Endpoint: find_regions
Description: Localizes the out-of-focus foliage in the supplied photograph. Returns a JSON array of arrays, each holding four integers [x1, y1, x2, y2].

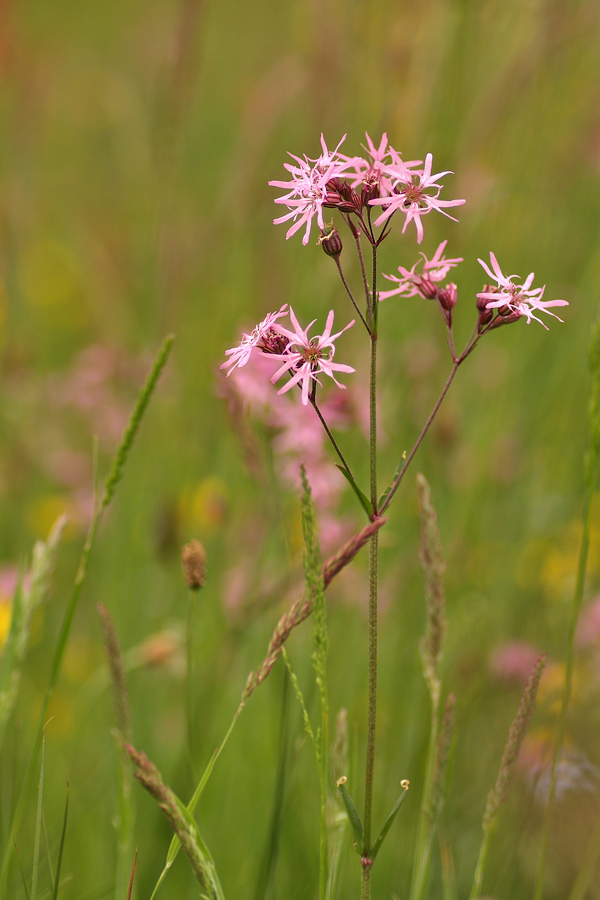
[[1, 0, 600, 897]]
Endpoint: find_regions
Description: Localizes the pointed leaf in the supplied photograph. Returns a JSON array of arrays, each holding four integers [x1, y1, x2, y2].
[[336, 777, 364, 852], [336, 466, 373, 518], [370, 780, 410, 862]]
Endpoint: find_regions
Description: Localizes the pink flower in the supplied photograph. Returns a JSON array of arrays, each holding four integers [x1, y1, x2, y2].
[[369, 153, 465, 243], [342, 133, 421, 196], [576, 595, 600, 648], [270, 307, 355, 405], [477, 253, 568, 329], [269, 135, 356, 245], [379, 241, 463, 300], [221, 305, 289, 375], [490, 641, 546, 685]]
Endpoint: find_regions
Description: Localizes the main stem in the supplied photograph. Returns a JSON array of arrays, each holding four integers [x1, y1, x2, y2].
[[362, 244, 379, 900]]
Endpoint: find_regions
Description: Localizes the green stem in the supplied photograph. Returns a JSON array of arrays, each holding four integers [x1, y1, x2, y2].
[[470, 821, 498, 899], [362, 244, 379, 900], [185, 589, 197, 773], [310, 397, 356, 481], [335, 256, 370, 334], [533, 489, 594, 900], [410, 695, 440, 900], [379, 361, 459, 516]]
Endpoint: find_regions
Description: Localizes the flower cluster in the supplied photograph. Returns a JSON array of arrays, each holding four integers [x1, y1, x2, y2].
[[477, 253, 568, 331], [220, 345, 359, 550], [270, 133, 465, 245], [221, 306, 355, 406], [379, 240, 463, 326]]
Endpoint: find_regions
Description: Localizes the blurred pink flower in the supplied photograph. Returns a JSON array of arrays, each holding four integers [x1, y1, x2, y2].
[[221, 304, 289, 375], [270, 135, 356, 245], [519, 733, 600, 804], [490, 640, 546, 685], [477, 253, 568, 328], [369, 153, 465, 243], [271, 308, 355, 405], [379, 241, 463, 300], [576, 596, 600, 648]]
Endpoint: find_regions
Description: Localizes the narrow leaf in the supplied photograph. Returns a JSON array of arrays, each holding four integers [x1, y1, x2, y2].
[[370, 780, 410, 861], [336, 778, 363, 851], [336, 465, 373, 518], [51, 783, 69, 900]]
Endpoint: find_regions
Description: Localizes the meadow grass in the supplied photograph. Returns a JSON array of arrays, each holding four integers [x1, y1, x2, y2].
[[1, 1, 600, 898]]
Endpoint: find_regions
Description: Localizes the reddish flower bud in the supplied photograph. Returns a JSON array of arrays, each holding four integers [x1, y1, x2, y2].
[[477, 285, 496, 311], [361, 179, 381, 205], [438, 283, 457, 313], [417, 278, 438, 300], [319, 225, 343, 258], [477, 309, 494, 332], [324, 190, 343, 207], [489, 310, 522, 329]]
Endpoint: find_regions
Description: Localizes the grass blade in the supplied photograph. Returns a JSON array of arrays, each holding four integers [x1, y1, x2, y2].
[[51, 783, 70, 900]]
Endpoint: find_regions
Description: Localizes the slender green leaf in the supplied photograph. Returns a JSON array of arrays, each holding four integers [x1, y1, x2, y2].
[[51, 784, 70, 900], [336, 466, 373, 518], [336, 778, 363, 851], [370, 782, 410, 862]]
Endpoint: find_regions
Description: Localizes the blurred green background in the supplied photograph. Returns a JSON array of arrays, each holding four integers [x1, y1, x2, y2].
[[2, 0, 600, 897]]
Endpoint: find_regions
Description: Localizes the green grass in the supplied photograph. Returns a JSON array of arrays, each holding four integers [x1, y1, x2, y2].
[[1, 0, 600, 897]]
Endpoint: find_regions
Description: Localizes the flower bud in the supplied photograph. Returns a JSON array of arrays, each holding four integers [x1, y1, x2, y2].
[[477, 309, 494, 332], [438, 283, 457, 313], [417, 278, 438, 300], [319, 225, 343, 258], [490, 310, 522, 329], [361, 178, 381, 205], [181, 539, 207, 589], [477, 284, 498, 312]]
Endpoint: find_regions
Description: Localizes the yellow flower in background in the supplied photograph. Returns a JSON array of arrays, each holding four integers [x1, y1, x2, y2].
[[19, 239, 88, 328], [0, 599, 12, 651], [179, 476, 229, 532], [25, 494, 80, 540], [517, 509, 600, 602], [0, 566, 19, 651]]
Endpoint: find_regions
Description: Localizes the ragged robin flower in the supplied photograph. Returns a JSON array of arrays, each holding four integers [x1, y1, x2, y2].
[[220, 304, 289, 375], [368, 153, 465, 243], [379, 241, 463, 300], [269, 135, 358, 245], [270, 307, 355, 406], [477, 253, 568, 329]]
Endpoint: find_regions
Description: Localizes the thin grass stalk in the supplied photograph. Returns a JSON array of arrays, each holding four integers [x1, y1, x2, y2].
[[328, 709, 349, 900], [181, 539, 207, 774], [0, 335, 174, 891], [50, 784, 69, 900], [149, 705, 244, 900], [42, 815, 54, 894], [472, 656, 546, 899], [252, 674, 290, 900], [411, 473, 448, 900], [0, 514, 67, 753], [185, 587, 197, 771], [299, 468, 329, 900], [13, 838, 30, 900], [567, 809, 600, 900], [410, 703, 440, 900], [98, 603, 135, 900], [440, 840, 458, 900], [31, 731, 47, 900], [150, 516, 386, 898], [128, 745, 225, 900], [533, 313, 600, 900]]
